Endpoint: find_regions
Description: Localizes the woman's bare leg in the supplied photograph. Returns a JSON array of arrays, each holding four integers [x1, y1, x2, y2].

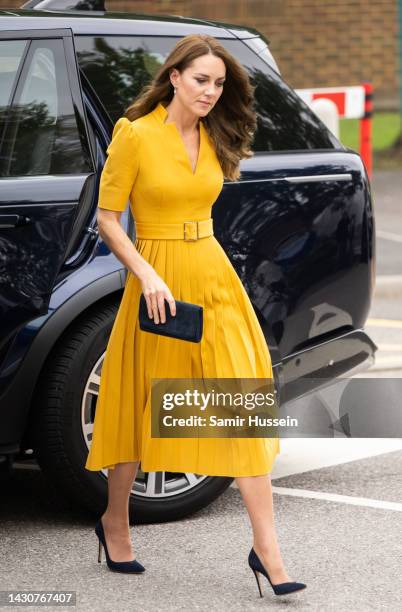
[[235, 473, 293, 584], [100, 461, 140, 562]]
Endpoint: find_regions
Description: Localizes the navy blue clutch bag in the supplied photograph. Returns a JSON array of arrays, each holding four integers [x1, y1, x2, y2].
[[139, 293, 203, 343]]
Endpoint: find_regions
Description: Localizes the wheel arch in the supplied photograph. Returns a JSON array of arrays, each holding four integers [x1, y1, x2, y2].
[[25, 299, 234, 524], [4, 271, 124, 452]]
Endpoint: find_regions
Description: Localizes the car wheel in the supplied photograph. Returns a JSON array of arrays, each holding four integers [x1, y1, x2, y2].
[[30, 300, 233, 523]]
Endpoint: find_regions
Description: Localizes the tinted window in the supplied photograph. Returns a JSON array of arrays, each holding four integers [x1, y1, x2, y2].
[[0, 40, 27, 110], [0, 38, 92, 177], [75, 36, 172, 121], [75, 35, 340, 152], [221, 40, 341, 152]]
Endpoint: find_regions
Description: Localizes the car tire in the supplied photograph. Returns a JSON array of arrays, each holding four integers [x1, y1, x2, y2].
[[30, 299, 233, 523]]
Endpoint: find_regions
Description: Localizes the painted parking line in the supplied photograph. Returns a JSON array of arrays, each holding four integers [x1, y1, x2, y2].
[[376, 229, 402, 243], [271, 439, 402, 479], [365, 319, 402, 369], [272, 486, 402, 512], [377, 344, 402, 351], [367, 318, 402, 328], [230, 441, 402, 488], [373, 357, 402, 366]]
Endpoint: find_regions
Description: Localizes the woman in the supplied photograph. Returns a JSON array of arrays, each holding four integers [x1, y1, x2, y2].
[[85, 33, 306, 597]]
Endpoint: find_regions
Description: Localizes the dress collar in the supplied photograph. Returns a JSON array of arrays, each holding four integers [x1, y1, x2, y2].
[[153, 101, 169, 124], [153, 102, 205, 175], [153, 101, 204, 132]]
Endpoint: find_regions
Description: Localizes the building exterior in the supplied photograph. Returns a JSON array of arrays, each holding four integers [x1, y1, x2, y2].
[[1, 0, 399, 109]]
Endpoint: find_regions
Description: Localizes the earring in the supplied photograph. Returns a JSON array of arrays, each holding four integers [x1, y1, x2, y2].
[[173, 87, 177, 95]]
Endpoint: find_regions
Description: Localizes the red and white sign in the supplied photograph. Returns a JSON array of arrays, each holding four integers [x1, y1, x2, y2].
[[295, 85, 366, 119], [294, 83, 373, 178]]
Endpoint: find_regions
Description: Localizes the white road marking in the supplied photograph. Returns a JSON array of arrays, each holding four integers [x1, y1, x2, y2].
[[271, 486, 402, 512], [367, 318, 402, 328], [230, 439, 402, 487], [378, 344, 402, 351], [270, 438, 402, 479], [376, 229, 402, 243], [363, 320, 402, 368], [373, 356, 402, 366]]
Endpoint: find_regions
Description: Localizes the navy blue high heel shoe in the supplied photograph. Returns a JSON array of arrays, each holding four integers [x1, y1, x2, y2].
[[248, 548, 306, 597], [95, 518, 145, 573]]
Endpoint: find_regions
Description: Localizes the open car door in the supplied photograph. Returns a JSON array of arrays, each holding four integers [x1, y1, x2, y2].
[[0, 28, 95, 349]]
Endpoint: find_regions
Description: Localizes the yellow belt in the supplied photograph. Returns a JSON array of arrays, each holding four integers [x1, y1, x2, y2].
[[134, 218, 214, 241]]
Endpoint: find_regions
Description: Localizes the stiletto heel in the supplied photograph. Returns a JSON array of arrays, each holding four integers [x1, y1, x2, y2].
[[251, 568, 263, 598], [248, 548, 306, 597], [94, 518, 145, 574]]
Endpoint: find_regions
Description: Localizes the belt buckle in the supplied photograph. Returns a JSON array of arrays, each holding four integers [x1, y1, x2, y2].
[[183, 221, 199, 241]]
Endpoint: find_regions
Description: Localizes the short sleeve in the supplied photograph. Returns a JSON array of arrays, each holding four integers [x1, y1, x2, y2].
[[97, 117, 140, 212]]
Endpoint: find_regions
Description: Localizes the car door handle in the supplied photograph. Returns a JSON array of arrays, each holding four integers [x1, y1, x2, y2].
[[283, 173, 353, 183], [0, 214, 32, 228], [224, 173, 354, 185]]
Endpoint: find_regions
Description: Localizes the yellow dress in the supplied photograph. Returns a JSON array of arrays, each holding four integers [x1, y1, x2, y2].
[[84, 101, 280, 476]]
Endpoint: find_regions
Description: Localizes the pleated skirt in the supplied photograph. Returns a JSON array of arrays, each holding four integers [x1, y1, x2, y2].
[[85, 235, 280, 476]]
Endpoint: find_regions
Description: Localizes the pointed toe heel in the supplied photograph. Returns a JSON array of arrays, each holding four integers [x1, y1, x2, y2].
[[248, 547, 306, 597], [94, 519, 145, 574]]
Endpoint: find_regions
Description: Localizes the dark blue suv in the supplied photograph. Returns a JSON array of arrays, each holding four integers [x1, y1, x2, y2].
[[0, 3, 377, 523]]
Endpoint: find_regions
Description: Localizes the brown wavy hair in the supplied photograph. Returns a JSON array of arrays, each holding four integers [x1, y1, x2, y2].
[[124, 34, 257, 181]]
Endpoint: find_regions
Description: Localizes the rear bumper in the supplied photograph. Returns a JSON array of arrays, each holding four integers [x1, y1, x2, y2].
[[277, 329, 378, 404]]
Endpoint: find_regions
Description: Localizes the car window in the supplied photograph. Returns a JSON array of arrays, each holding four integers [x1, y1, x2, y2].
[[0, 38, 92, 177], [75, 35, 340, 153], [75, 35, 170, 121], [0, 40, 27, 110], [220, 40, 341, 152]]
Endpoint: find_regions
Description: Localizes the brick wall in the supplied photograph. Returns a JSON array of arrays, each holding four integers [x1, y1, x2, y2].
[[2, 0, 399, 109]]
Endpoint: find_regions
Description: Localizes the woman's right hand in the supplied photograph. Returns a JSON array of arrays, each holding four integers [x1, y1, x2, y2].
[[138, 264, 176, 324]]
